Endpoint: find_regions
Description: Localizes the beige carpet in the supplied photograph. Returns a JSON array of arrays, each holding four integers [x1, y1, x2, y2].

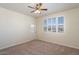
[[0, 40, 79, 55]]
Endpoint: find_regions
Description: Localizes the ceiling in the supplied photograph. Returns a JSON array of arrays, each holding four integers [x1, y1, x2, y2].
[[0, 3, 79, 18]]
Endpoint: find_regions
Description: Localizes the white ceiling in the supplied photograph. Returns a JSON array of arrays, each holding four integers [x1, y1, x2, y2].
[[0, 3, 79, 18]]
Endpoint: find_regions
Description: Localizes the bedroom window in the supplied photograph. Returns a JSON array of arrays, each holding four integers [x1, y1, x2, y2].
[[47, 18, 52, 31], [51, 17, 56, 32], [43, 19, 47, 31], [58, 16, 64, 32], [43, 16, 64, 33]]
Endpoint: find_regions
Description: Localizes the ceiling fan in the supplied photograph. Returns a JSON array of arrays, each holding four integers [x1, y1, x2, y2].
[[28, 3, 48, 14]]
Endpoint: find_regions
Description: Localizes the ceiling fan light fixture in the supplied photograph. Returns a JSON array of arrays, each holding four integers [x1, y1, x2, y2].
[[34, 10, 41, 14], [28, 3, 47, 14]]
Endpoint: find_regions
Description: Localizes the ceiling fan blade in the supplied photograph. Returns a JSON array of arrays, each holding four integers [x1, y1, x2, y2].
[[28, 6, 35, 9], [41, 9, 48, 11], [31, 10, 35, 13]]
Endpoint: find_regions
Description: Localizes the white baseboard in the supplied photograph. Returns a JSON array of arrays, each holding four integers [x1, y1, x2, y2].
[[0, 39, 34, 50]]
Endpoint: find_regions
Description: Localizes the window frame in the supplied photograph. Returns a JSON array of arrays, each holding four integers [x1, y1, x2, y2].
[[43, 16, 65, 33]]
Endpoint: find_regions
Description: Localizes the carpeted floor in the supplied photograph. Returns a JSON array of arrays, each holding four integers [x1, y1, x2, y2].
[[0, 40, 79, 55]]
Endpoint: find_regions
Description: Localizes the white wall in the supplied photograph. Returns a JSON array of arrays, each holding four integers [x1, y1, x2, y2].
[[0, 7, 36, 49], [36, 8, 79, 49], [1, 7, 79, 50]]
